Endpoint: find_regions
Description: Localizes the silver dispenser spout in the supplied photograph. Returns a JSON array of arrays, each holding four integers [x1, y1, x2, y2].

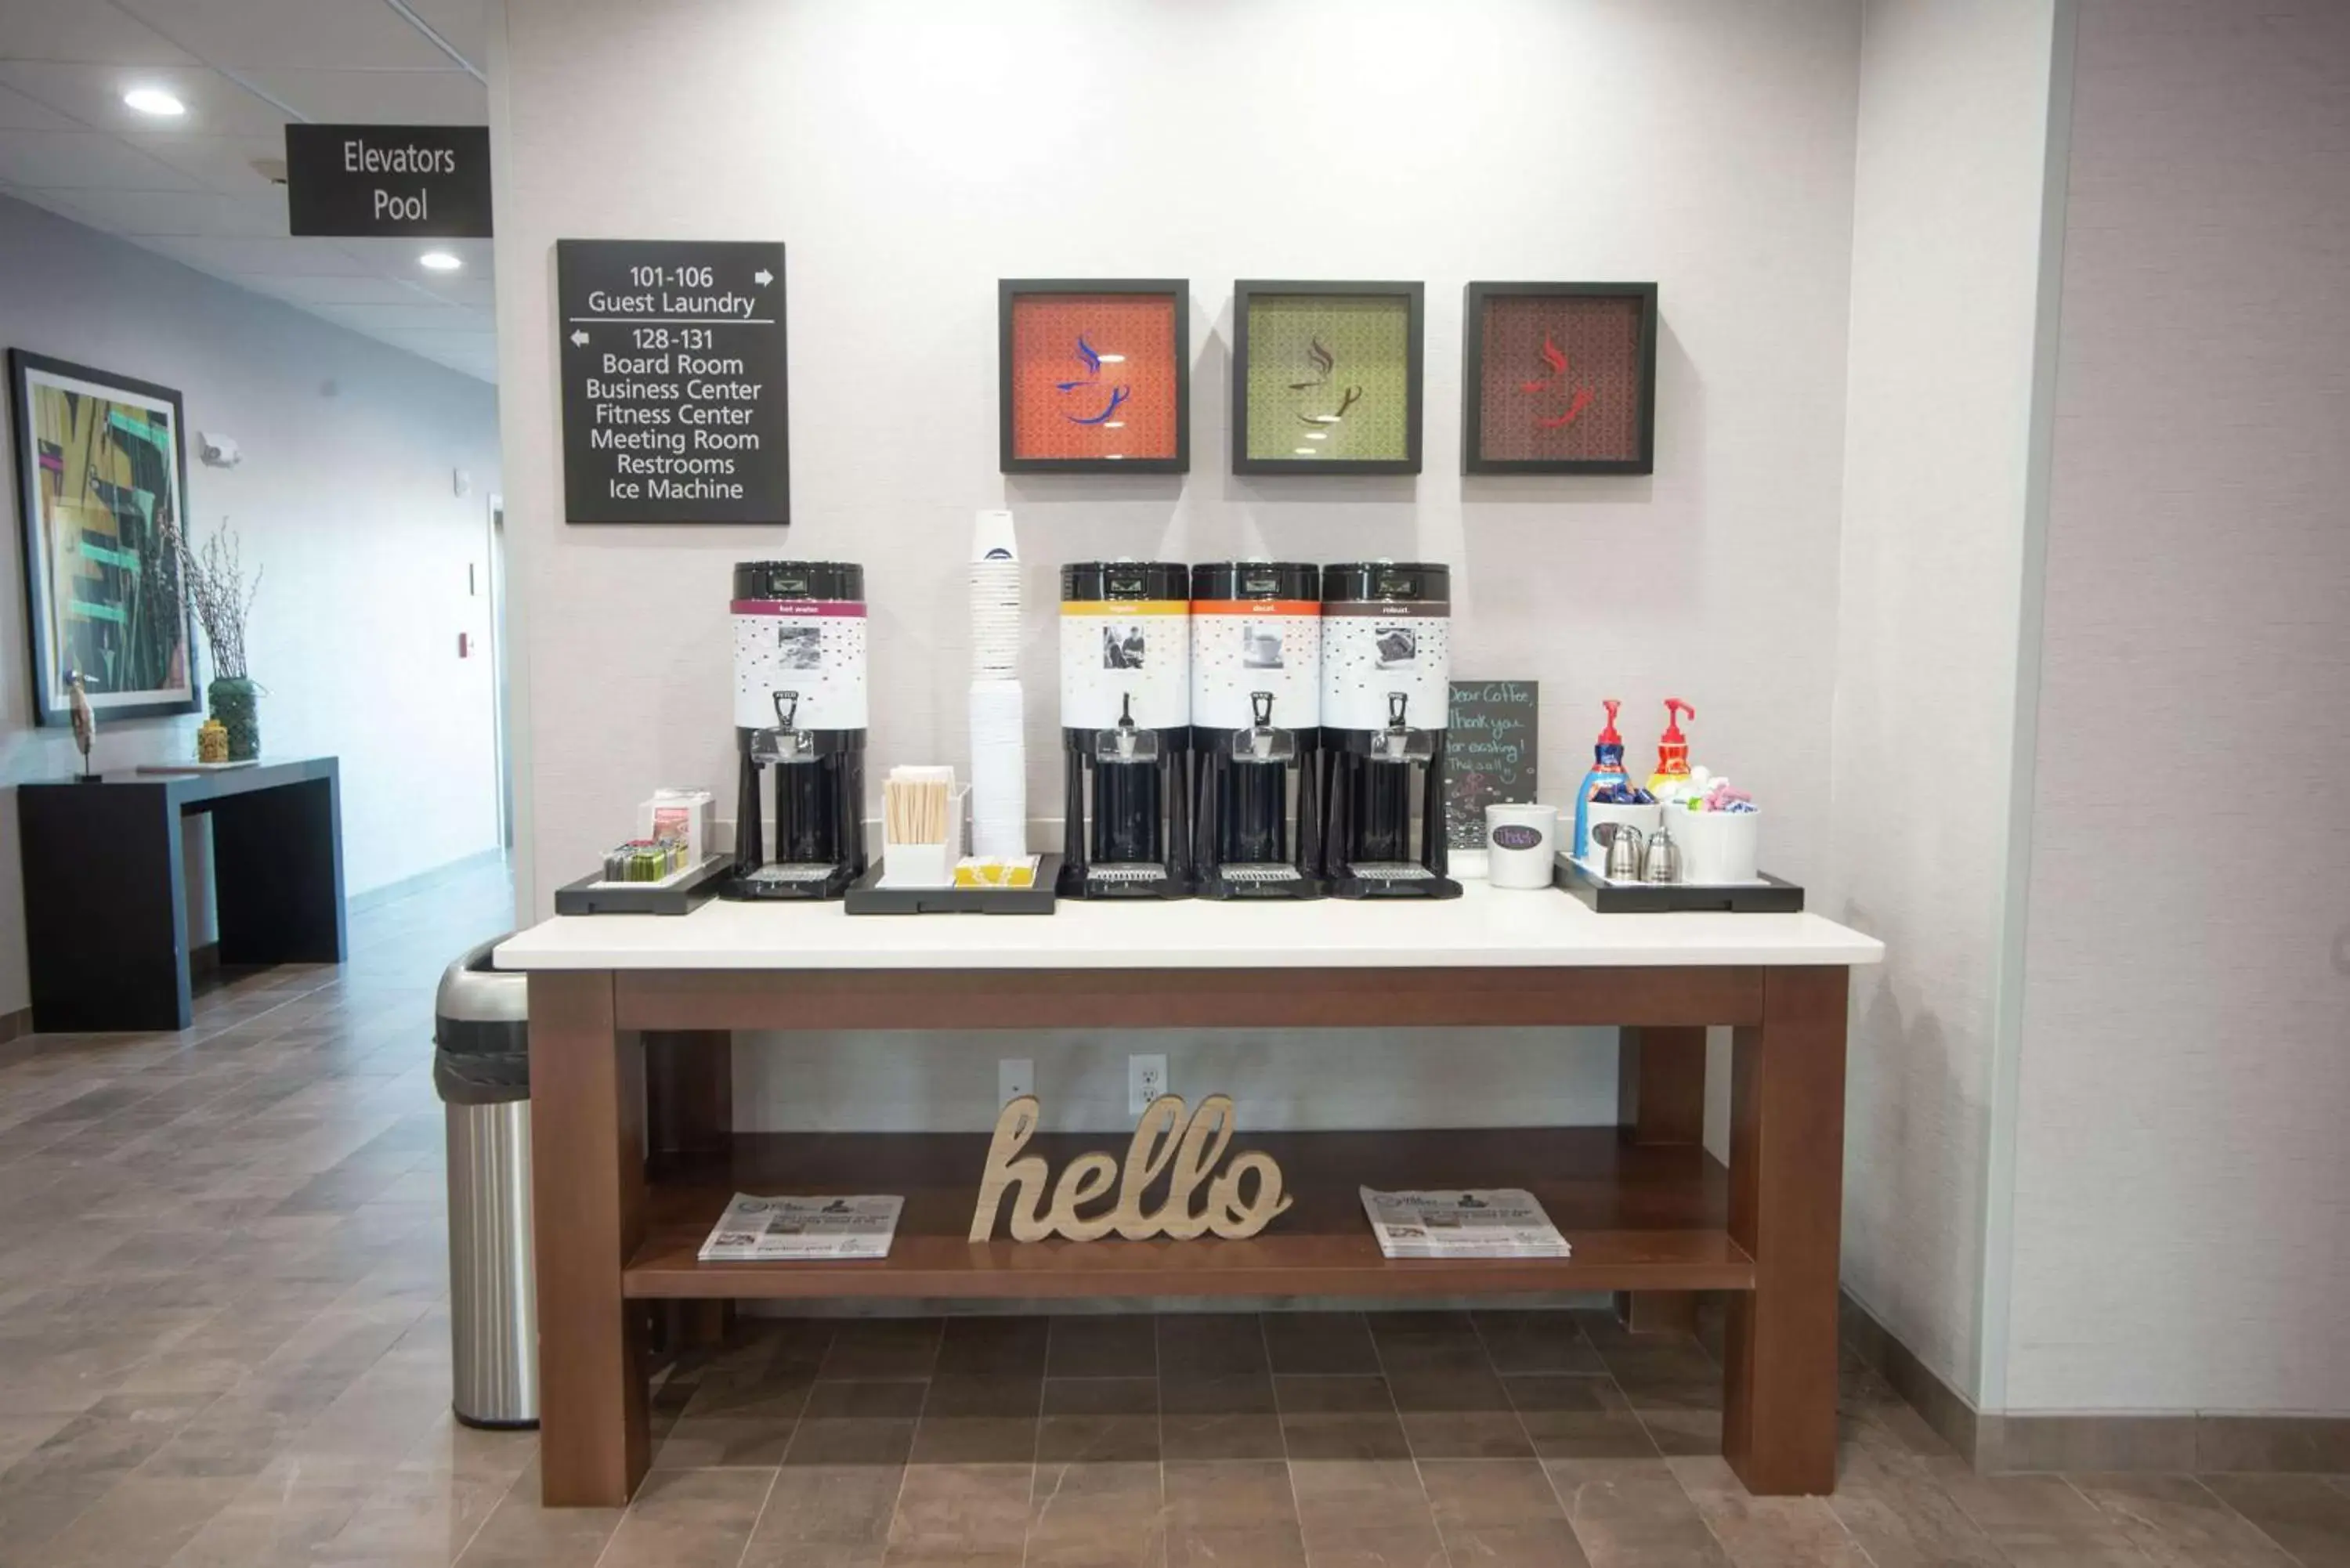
[[751, 689, 816, 764], [1232, 689, 1298, 762], [1094, 692, 1162, 763], [1374, 691, 1435, 762]]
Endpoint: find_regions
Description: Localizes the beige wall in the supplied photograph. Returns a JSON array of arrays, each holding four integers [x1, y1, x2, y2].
[[2006, 0, 2350, 1414], [490, 0, 1867, 1133]]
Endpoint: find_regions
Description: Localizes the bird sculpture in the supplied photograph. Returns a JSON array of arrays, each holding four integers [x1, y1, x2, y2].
[[67, 670, 95, 779]]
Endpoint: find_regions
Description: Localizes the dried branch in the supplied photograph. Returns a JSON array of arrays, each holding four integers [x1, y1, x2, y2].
[[168, 516, 262, 681]]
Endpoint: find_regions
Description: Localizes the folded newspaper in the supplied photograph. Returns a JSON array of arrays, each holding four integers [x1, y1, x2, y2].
[[1359, 1187, 1572, 1259], [699, 1194, 902, 1262]]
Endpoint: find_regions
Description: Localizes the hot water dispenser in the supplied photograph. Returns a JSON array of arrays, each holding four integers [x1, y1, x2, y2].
[[727, 560, 868, 900]]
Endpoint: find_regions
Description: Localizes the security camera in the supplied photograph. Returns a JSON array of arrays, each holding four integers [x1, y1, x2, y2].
[[197, 432, 242, 468]]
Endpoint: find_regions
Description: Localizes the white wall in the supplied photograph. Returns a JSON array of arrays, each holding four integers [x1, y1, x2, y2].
[[2005, 0, 2350, 1414], [493, 0, 1864, 1133], [1829, 0, 2067, 1406], [0, 196, 504, 1014]]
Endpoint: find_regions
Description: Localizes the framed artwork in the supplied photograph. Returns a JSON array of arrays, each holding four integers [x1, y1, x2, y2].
[[9, 349, 199, 725], [1462, 282, 1658, 475], [1232, 280, 1423, 475], [999, 280, 1189, 473]]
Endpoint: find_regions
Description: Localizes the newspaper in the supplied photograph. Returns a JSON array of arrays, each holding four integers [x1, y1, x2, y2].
[[1359, 1187, 1571, 1260], [698, 1194, 902, 1262]]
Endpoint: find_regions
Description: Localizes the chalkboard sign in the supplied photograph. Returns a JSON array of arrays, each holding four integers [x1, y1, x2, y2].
[[557, 239, 789, 525], [1445, 680, 1539, 851]]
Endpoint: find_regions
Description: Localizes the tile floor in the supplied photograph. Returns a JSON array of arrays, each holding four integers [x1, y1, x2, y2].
[[2, 859, 2347, 1566]]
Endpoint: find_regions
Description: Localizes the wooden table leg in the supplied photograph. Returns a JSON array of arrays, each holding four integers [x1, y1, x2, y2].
[[1616, 1024, 1706, 1335], [530, 971, 649, 1507], [1721, 966, 1848, 1494], [645, 1031, 733, 1352]]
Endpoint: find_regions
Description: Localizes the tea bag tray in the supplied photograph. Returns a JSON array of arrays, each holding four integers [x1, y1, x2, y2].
[[557, 854, 733, 916], [1554, 856, 1804, 914], [844, 855, 1061, 916]]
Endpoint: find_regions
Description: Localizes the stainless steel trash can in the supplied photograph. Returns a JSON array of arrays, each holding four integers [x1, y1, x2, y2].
[[435, 937, 537, 1429]]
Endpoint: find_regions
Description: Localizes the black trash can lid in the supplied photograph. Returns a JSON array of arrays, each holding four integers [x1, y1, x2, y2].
[[436, 935, 526, 1052]]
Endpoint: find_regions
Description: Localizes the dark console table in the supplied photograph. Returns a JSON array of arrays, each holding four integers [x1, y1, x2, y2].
[[18, 757, 346, 1031]]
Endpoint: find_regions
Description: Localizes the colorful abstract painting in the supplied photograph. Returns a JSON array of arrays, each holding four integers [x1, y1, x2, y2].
[[9, 351, 197, 725], [1235, 284, 1423, 473], [1000, 282, 1188, 472], [1462, 284, 1657, 474]]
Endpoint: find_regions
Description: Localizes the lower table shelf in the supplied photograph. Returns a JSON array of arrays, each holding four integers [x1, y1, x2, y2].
[[626, 1126, 1752, 1301]]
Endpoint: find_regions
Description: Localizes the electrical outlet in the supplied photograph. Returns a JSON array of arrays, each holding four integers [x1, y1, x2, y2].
[[1128, 1053, 1168, 1116], [999, 1057, 1034, 1105]]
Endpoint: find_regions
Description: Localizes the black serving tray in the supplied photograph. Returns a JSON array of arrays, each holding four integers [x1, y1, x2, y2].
[[1555, 856, 1805, 913], [556, 854, 732, 916], [845, 855, 1060, 916]]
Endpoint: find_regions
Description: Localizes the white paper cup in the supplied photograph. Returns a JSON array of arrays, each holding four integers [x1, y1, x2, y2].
[[1674, 809, 1761, 884], [1484, 802, 1560, 890], [1581, 802, 1660, 869]]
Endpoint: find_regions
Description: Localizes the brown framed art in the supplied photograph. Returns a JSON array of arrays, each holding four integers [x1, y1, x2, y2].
[[1462, 282, 1657, 475]]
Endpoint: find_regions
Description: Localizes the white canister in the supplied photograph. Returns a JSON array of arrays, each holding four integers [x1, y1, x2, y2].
[[1058, 561, 1191, 732], [732, 561, 868, 733], [1485, 802, 1560, 890], [1581, 801, 1661, 872], [1674, 809, 1762, 884], [1319, 562, 1451, 734], [1189, 562, 1321, 733]]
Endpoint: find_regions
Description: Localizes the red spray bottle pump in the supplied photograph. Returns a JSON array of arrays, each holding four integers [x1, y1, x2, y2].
[[1647, 698, 1695, 793]]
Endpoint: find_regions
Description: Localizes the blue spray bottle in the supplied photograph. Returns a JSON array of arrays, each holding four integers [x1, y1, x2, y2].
[[1573, 699, 1629, 861]]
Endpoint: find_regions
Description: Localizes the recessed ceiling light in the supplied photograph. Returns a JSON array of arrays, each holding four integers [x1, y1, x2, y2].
[[122, 87, 186, 117], [419, 251, 462, 272]]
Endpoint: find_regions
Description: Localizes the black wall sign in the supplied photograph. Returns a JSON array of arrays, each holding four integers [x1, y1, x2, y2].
[[556, 240, 790, 526], [1444, 679, 1540, 851], [284, 125, 490, 237]]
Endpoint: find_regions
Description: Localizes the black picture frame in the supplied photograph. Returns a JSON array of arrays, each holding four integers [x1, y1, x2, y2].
[[1232, 280, 1424, 476], [1461, 282, 1658, 475], [998, 279, 1190, 475], [9, 348, 201, 726]]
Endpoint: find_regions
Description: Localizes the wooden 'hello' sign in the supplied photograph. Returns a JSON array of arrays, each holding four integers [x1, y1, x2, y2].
[[970, 1094, 1292, 1242]]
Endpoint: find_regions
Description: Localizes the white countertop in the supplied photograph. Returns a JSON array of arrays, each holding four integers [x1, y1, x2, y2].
[[494, 880, 1882, 971]]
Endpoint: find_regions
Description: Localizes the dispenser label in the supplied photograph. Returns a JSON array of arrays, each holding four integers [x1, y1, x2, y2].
[[734, 604, 867, 731], [1320, 604, 1450, 732], [1060, 604, 1189, 730], [1191, 608, 1321, 731]]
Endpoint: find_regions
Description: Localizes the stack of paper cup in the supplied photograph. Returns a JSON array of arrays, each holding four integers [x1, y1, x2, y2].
[[967, 510, 1028, 858]]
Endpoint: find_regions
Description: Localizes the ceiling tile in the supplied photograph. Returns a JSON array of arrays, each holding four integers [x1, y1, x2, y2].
[[339, 233, 491, 275], [0, 61, 288, 137], [122, 130, 284, 193], [0, 0, 197, 66], [0, 127, 197, 188], [234, 66, 485, 125], [399, 0, 488, 75], [110, 0, 455, 71], [405, 273, 493, 308], [32, 184, 285, 237], [0, 81, 78, 130], [146, 233, 376, 275], [308, 299, 483, 335], [237, 271, 448, 306]]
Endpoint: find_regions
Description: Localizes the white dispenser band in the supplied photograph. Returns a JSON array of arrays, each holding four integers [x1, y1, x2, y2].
[[1190, 604, 1321, 732], [1058, 601, 1189, 731], [1320, 602, 1450, 732], [732, 599, 869, 732]]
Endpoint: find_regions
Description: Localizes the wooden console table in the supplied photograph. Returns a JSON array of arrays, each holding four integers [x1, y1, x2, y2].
[[494, 888, 1880, 1507], [18, 757, 346, 1031]]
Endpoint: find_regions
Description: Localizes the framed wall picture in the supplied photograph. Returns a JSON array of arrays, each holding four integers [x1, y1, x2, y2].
[[1232, 280, 1423, 475], [9, 349, 199, 725], [999, 280, 1189, 473], [1462, 282, 1658, 475]]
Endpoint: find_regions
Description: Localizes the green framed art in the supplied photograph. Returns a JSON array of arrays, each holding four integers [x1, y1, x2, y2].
[[1231, 281, 1424, 475]]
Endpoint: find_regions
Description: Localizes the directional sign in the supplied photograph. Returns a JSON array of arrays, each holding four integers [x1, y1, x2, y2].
[[285, 125, 490, 237], [556, 240, 789, 526]]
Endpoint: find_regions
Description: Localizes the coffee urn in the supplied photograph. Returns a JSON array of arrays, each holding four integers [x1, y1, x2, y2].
[[1057, 561, 1193, 898], [1189, 561, 1323, 898], [1317, 561, 1461, 898], [727, 560, 869, 900]]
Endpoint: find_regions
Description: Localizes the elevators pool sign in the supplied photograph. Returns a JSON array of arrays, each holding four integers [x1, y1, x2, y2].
[[284, 125, 490, 237], [557, 240, 789, 526]]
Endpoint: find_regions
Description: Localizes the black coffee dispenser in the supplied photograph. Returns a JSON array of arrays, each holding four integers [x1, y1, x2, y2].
[[1317, 561, 1461, 899], [1189, 561, 1324, 898], [726, 560, 868, 900], [1056, 561, 1193, 899]]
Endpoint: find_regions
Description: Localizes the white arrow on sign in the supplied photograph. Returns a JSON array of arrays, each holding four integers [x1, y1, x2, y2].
[[569, 329, 589, 346], [753, 269, 774, 287]]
